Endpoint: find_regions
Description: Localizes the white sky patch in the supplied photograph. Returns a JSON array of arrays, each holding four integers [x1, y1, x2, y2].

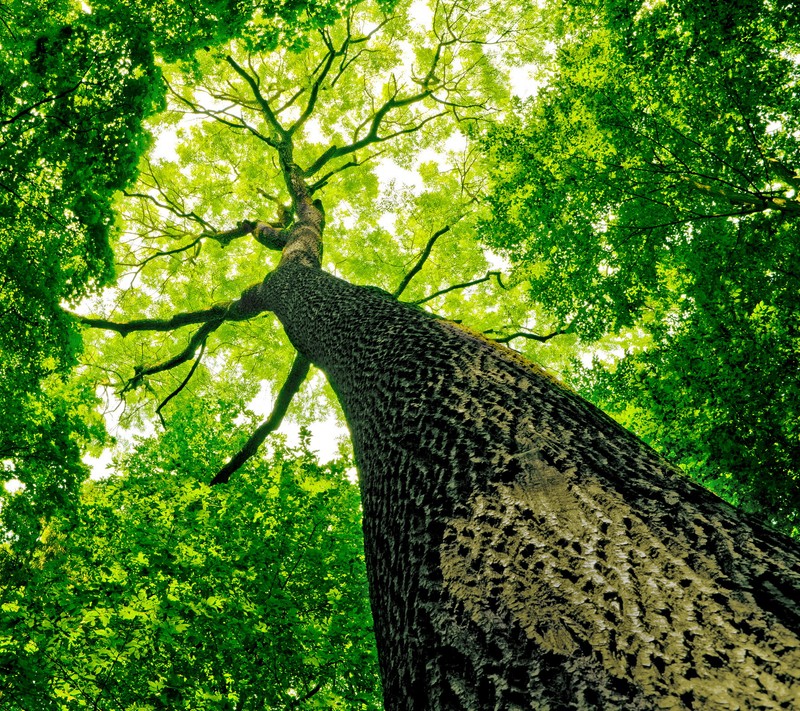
[[376, 158, 424, 192], [509, 64, 548, 101], [333, 199, 357, 230], [378, 211, 397, 232], [483, 247, 512, 272], [83, 384, 158, 480], [443, 131, 467, 153], [408, 0, 434, 32], [303, 117, 326, 144], [85, 449, 115, 480], [3, 479, 25, 494]]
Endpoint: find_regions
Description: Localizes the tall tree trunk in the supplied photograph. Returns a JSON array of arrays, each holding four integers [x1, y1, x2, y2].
[[256, 259, 800, 709]]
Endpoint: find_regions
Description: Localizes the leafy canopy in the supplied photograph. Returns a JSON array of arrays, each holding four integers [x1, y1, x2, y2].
[[1, 403, 380, 709]]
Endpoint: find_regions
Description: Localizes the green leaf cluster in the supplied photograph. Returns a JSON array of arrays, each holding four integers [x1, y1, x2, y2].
[[0, 400, 380, 709]]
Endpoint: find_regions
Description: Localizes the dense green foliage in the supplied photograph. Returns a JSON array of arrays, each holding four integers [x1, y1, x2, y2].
[[3, 0, 800, 705], [483, 0, 800, 532], [1, 404, 380, 709]]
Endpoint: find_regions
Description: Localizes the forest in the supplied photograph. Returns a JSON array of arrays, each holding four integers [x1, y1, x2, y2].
[[1, 0, 799, 707]]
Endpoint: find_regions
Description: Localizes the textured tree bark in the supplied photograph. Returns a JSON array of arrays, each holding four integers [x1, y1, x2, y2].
[[253, 257, 800, 709]]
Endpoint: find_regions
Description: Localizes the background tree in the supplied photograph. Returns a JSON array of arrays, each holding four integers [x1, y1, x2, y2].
[[1, 402, 379, 709], [482, 0, 800, 532]]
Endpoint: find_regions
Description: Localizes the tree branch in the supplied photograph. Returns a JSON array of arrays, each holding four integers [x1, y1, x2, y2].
[[78, 305, 234, 336], [484, 326, 570, 344], [225, 55, 287, 139], [210, 353, 312, 485], [287, 681, 325, 709], [125, 320, 221, 392], [410, 271, 507, 305], [302, 88, 437, 177], [393, 224, 453, 299], [155, 340, 206, 427]]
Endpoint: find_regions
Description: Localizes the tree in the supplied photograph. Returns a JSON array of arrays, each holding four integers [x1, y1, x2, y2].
[[4, 0, 800, 707], [481, 0, 800, 531]]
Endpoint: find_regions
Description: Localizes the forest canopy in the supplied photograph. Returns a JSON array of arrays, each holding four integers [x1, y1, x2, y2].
[[2, 0, 799, 706]]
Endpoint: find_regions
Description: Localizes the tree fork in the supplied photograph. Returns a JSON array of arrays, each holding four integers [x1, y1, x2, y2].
[[251, 246, 800, 708]]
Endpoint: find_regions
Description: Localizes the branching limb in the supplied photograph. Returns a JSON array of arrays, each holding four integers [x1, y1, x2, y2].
[[410, 271, 507, 305], [0, 80, 83, 127], [225, 55, 287, 139], [155, 340, 206, 427], [125, 320, 221, 392], [123, 187, 215, 232], [393, 223, 455, 299], [120, 236, 202, 271], [78, 305, 235, 336], [308, 148, 388, 194], [210, 353, 312, 485], [287, 681, 325, 709], [484, 326, 571, 344]]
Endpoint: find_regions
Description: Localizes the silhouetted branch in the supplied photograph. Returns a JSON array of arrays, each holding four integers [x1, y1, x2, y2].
[[485, 326, 570, 344], [210, 353, 312, 485], [393, 224, 453, 299], [225, 55, 287, 138], [123, 236, 202, 270], [155, 340, 207, 427], [78, 305, 234, 336], [410, 271, 507, 305], [287, 681, 324, 709], [125, 320, 221, 392], [123, 189, 215, 232]]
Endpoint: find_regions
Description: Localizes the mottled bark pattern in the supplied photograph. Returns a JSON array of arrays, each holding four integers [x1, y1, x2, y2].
[[257, 261, 800, 710]]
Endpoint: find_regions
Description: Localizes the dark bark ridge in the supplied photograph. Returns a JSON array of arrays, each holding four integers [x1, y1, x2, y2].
[[250, 246, 800, 709]]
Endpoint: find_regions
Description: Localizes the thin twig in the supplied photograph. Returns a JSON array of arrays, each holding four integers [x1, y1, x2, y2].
[[485, 327, 570, 344], [410, 271, 507, 305], [393, 224, 453, 299], [126, 320, 221, 392]]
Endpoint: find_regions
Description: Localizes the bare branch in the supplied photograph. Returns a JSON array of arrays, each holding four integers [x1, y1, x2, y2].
[[0, 80, 83, 127], [393, 224, 452, 299], [484, 327, 570, 344], [155, 340, 206, 427], [410, 271, 507, 305], [122, 236, 202, 270], [308, 148, 388, 193], [302, 89, 437, 177], [123, 189, 215, 232], [288, 32, 340, 136], [210, 353, 312, 485], [287, 681, 325, 709], [125, 320, 220, 392], [225, 55, 286, 138], [78, 305, 233, 336]]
